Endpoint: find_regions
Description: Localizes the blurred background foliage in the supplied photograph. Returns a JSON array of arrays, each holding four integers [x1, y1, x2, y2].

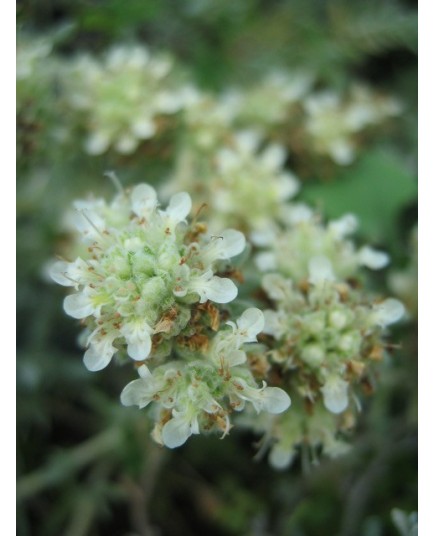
[[17, 0, 417, 534]]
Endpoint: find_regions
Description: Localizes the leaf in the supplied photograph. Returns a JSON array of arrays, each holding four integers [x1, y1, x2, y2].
[[300, 150, 417, 245]]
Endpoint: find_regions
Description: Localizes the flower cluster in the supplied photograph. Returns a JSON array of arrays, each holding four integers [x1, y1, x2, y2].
[[121, 308, 290, 448], [254, 209, 390, 280], [240, 210, 405, 467], [262, 273, 404, 415], [227, 70, 314, 128], [165, 130, 299, 236], [66, 45, 188, 155], [303, 85, 402, 165], [50, 184, 291, 447], [44, 39, 407, 462], [50, 183, 246, 371]]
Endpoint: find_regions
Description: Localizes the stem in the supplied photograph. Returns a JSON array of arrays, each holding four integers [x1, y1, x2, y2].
[[124, 443, 167, 536], [17, 427, 122, 502]]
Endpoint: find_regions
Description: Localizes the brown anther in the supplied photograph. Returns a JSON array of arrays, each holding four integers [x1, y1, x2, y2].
[[368, 345, 384, 361], [347, 360, 365, 377]]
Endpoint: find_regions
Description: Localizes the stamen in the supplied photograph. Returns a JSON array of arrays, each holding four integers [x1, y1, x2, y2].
[[104, 170, 124, 195], [78, 209, 105, 238]]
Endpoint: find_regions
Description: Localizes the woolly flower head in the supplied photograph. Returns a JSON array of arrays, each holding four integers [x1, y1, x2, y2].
[[121, 308, 291, 448], [164, 130, 299, 236], [50, 182, 246, 371], [255, 210, 389, 281], [66, 44, 188, 155], [236, 274, 404, 469], [303, 84, 402, 165], [229, 70, 314, 127]]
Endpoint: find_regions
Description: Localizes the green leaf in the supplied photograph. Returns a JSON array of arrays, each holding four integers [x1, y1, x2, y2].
[[300, 150, 417, 245]]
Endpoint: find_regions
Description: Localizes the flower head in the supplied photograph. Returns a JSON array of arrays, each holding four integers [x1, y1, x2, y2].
[[51, 183, 245, 371]]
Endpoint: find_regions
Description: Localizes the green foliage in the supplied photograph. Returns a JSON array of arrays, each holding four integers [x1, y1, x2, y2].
[[301, 149, 417, 246]]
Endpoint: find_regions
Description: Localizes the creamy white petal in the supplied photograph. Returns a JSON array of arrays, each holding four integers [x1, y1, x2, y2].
[[162, 416, 192, 448], [358, 246, 390, 270], [200, 276, 238, 304], [277, 172, 300, 200], [202, 229, 246, 265], [321, 376, 349, 414], [120, 379, 154, 408], [84, 132, 110, 155], [131, 119, 156, 139], [138, 364, 152, 378], [71, 209, 105, 240], [127, 337, 152, 361], [235, 308, 265, 342], [83, 339, 117, 371], [164, 192, 192, 225], [49, 261, 75, 287], [63, 292, 95, 319], [269, 445, 295, 470], [189, 272, 238, 304], [261, 387, 291, 414], [225, 350, 247, 367], [121, 321, 154, 361], [372, 298, 405, 327], [131, 183, 158, 217], [329, 214, 358, 238], [261, 143, 287, 170]]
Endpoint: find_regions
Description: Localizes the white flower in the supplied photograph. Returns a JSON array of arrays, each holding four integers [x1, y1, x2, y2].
[[226, 308, 265, 345], [120, 320, 154, 361], [131, 183, 158, 217], [321, 376, 349, 414], [63, 291, 96, 319], [232, 378, 291, 414], [84, 335, 118, 371], [160, 192, 192, 229], [187, 270, 238, 304], [50, 260, 75, 287], [162, 409, 200, 448], [120, 378, 156, 409], [200, 229, 246, 266]]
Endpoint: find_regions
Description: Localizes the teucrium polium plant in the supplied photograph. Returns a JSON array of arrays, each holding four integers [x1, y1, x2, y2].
[[45, 38, 406, 464], [50, 182, 290, 448], [51, 174, 404, 459]]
